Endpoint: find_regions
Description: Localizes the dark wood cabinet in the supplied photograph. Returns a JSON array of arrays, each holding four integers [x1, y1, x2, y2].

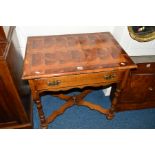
[[111, 56, 155, 112], [0, 26, 32, 128]]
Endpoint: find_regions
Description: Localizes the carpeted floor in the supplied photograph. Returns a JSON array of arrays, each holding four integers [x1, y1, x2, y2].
[[33, 89, 155, 129]]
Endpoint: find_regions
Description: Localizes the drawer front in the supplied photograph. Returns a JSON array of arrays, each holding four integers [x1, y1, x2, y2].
[[132, 63, 155, 74], [35, 71, 122, 91]]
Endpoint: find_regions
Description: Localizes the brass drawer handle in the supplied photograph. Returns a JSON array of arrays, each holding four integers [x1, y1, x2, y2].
[[47, 80, 61, 86], [104, 74, 116, 80]]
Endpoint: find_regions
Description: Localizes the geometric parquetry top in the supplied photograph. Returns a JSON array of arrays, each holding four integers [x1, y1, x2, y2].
[[22, 32, 136, 79]]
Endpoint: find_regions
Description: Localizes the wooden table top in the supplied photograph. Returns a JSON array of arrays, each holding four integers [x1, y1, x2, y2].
[[22, 32, 136, 80]]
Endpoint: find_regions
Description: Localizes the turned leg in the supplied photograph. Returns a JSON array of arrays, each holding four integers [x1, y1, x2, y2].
[[107, 70, 130, 120], [35, 98, 48, 129], [106, 88, 121, 120], [28, 80, 47, 129]]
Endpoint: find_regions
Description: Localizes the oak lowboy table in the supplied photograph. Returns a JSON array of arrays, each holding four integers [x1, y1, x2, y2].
[[22, 32, 136, 128]]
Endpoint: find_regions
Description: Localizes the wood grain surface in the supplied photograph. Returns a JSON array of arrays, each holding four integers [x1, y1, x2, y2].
[[22, 32, 137, 128], [22, 32, 136, 79]]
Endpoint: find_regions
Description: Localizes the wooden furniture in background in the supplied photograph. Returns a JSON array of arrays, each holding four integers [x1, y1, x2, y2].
[[111, 56, 155, 112], [22, 32, 136, 128], [0, 26, 32, 128]]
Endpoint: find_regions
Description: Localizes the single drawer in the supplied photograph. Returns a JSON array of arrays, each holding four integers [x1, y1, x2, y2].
[[34, 71, 122, 91], [132, 63, 155, 74]]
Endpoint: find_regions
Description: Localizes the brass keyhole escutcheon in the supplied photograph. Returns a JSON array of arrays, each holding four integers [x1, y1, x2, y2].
[[104, 73, 116, 80], [47, 80, 61, 86]]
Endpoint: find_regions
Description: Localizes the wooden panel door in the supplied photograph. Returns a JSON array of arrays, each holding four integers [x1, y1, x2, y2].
[[0, 61, 28, 125], [0, 76, 17, 123], [145, 74, 155, 101], [113, 71, 155, 111], [119, 73, 155, 103]]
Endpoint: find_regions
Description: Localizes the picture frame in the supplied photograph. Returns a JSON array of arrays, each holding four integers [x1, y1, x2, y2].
[[128, 26, 155, 42]]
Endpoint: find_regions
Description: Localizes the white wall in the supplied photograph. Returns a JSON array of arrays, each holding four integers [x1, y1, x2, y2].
[[14, 26, 155, 96], [15, 26, 114, 57], [112, 26, 155, 56], [15, 26, 155, 57]]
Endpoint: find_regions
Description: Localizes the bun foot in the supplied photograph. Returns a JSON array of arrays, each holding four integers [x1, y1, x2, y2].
[[41, 124, 48, 129], [106, 113, 115, 120]]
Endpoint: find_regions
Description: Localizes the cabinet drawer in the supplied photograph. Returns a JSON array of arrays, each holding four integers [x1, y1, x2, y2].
[[132, 63, 155, 74], [34, 71, 122, 91]]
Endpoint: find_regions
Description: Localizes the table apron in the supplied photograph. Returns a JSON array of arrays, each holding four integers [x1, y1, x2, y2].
[[33, 71, 124, 92]]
